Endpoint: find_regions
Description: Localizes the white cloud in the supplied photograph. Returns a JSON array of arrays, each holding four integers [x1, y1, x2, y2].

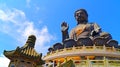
[[0, 54, 10, 67], [0, 7, 55, 54], [0, 8, 25, 23]]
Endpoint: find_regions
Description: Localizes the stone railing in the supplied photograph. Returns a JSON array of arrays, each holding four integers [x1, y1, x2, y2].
[[43, 59, 120, 67], [74, 59, 120, 67], [43, 45, 120, 60]]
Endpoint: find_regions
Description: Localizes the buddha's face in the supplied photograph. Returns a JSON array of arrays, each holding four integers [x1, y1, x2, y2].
[[75, 10, 88, 23]]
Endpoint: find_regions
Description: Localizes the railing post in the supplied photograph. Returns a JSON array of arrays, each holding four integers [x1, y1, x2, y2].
[[83, 45, 86, 50], [93, 44, 96, 51], [87, 56, 91, 67], [104, 56, 108, 67], [112, 46, 116, 52], [103, 45, 106, 51]]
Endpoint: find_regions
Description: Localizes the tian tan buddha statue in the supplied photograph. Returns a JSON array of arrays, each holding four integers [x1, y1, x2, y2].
[[61, 9, 116, 47], [47, 9, 119, 65]]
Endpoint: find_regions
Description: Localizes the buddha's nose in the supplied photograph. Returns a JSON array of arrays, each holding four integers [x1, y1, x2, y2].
[[78, 13, 80, 15], [78, 14, 81, 17]]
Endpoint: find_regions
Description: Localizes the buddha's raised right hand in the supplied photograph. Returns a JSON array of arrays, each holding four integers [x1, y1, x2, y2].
[[61, 21, 69, 32]]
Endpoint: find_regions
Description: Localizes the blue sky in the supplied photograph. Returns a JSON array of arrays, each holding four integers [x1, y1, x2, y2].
[[0, 0, 120, 67]]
